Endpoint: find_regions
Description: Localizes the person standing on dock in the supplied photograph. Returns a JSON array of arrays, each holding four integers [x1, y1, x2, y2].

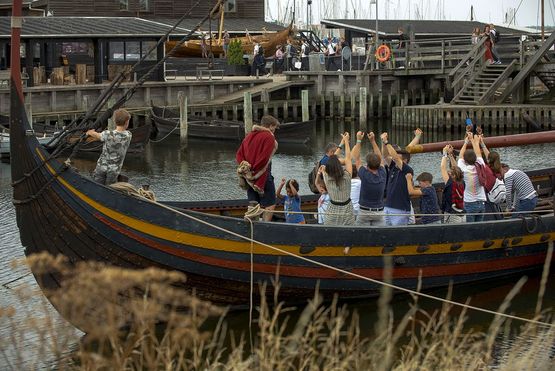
[[222, 30, 230, 59], [86, 109, 132, 186], [236, 115, 280, 221], [482, 25, 494, 64], [489, 24, 502, 64], [396, 27, 409, 68]]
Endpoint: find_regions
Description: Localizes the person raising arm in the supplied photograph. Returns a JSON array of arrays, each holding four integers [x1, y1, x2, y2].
[[381, 132, 413, 226]]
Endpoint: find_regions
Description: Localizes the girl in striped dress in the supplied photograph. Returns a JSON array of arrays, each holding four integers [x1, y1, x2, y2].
[[322, 132, 355, 225]]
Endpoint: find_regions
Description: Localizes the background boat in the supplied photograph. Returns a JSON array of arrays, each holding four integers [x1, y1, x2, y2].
[[151, 105, 315, 144], [65, 114, 154, 155], [166, 24, 293, 58]]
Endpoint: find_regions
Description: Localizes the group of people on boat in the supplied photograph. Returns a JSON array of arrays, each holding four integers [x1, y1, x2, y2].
[[234, 115, 538, 226]]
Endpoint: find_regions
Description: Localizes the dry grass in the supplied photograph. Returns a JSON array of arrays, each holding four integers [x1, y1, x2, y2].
[[1, 252, 554, 370]]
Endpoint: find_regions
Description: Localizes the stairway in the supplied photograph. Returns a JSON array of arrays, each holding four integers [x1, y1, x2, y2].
[[535, 62, 555, 91], [451, 60, 517, 105]]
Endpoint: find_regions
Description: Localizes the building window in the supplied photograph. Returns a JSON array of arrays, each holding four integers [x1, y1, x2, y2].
[[139, 0, 150, 11], [109, 41, 124, 62], [225, 0, 236, 12], [125, 41, 140, 61], [118, 0, 129, 11], [141, 41, 157, 61]]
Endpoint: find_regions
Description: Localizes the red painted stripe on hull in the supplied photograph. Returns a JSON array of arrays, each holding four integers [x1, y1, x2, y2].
[[96, 213, 547, 280]]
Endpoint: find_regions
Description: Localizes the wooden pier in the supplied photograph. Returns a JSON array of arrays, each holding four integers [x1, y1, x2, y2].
[[392, 104, 555, 132]]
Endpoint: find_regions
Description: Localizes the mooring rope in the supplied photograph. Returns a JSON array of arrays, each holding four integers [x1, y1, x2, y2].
[[143, 199, 555, 329], [148, 120, 181, 143]]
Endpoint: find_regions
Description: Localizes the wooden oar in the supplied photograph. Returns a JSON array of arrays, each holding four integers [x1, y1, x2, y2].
[[406, 130, 555, 154]]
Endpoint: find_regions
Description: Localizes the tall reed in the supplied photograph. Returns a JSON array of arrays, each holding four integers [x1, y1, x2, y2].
[[0, 252, 553, 370]]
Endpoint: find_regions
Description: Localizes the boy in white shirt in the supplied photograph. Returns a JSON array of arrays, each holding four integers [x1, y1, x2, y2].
[[457, 132, 487, 222]]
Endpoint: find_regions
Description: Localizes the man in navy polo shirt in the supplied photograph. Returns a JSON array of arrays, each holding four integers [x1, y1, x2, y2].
[[352, 131, 387, 226], [380, 132, 414, 226]]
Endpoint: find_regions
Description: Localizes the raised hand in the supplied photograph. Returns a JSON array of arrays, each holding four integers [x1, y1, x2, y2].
[[414, 128, 423, 136], [380, 132, 388, 143], [280, 177, 286, 184], [367, 131, 375, 142], [341, 132, 350, 143], [318, 165, 326, 174], [356, 131, 364, 141], [476, 126, 483, 136], [442, 145, 449, 155]]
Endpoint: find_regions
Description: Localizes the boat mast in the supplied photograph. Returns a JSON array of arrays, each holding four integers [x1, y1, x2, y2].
[[10, 0, 23, 101], [541, 0, 545, 41]]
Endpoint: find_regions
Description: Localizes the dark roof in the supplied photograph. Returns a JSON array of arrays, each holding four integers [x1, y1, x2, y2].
[[0, 0, 33, 4], [150, 18, 285, 34], [0, 16, 194, 38], [322, 19, 531, 36], [0, 16, 284, 39]]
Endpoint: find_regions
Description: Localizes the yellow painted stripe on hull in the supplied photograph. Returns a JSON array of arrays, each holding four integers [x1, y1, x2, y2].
[[37, 150, 554, 257]]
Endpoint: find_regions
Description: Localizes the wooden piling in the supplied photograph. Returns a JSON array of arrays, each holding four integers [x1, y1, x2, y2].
[[359, 87, 367, 127], [178, 91, 188, 145], [244, 92, 253, 133], [301, 90, 309, 122]]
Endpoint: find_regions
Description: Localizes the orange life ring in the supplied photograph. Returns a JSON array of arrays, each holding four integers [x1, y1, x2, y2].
[[375, 44, 391, 62]]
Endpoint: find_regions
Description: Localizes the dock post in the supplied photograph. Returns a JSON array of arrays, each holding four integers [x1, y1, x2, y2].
[[350, 92, 356, 121], [339, 94, 345, 118], [178, 91, 188, 146], [301, 90, 309, 122], [359, 87, 367, 127], [244, 92, 253, 133], [378, 92, 383, 118], [261, 88, 269, 116], [329, 91, 335, 119]]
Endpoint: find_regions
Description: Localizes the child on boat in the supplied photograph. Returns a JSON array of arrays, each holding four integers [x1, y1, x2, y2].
[[314, 169, 331, 224], [86, 109, 132, 186], [406, 172, 441, 224], [276, 178, 305, 224]]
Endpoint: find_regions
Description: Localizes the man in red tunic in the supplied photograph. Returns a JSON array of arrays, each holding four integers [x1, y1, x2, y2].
[[236, 115, 280, 221]]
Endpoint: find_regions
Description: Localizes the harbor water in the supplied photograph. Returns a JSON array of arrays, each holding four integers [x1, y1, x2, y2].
[[1, 120, 554, 368]]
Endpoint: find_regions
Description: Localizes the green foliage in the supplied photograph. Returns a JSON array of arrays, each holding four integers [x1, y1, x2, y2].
[[227, 39, 244, 65]]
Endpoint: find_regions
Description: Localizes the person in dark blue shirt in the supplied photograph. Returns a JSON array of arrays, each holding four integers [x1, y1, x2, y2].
[[380, 132, 414, 226], [351, 130, 387, 226], [276, 178, 305, 224]]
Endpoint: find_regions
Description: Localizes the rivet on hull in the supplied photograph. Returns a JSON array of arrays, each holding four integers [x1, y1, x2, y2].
[[511, 237, 523, 245], [450, 243, 463, 251], [483, 240, 494, 248], [416, 245, 429, 253], [299, 245, 316, 255], [382, 245, 396, 254]]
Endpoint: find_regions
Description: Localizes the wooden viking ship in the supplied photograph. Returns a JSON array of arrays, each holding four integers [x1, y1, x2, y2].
[[166, 23, 293, 58], [150, 105, 315, 144], [8, 2, 555, 332]]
